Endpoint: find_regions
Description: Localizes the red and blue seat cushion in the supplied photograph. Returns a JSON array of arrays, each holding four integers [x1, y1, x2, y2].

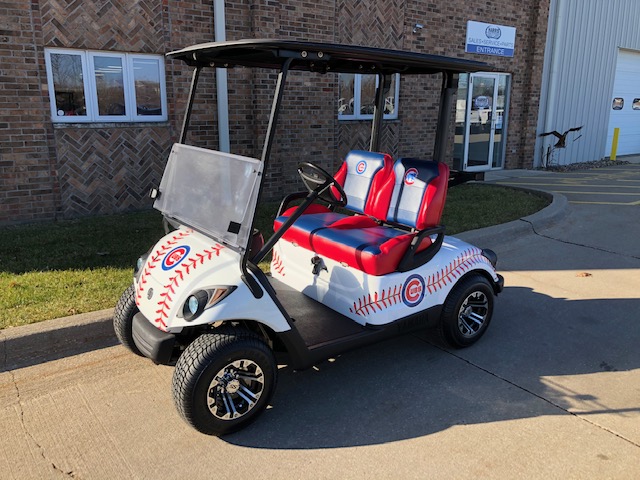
[[274, 153, 448, 276]]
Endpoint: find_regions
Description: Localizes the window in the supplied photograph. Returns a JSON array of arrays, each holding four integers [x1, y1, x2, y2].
[[633, 98, 640, 110], [612, 97, 624, 110], [45, 48, 167, 123], [338, 73, 399, 120]]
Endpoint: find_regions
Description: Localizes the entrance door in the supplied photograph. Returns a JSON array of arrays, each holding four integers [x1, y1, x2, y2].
[[454, 73, 510, 171]]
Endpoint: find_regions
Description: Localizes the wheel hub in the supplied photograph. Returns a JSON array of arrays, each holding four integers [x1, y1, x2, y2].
[[457, 291, 489, 338], [208, 359, 265, 421]]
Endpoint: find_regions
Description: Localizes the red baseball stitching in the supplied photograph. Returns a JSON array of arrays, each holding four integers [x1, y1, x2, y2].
[[153, 243, 224, 330], [349, 248, 492, 317], [272, 250, 285, 276], [136, 229, 193, 306], [350, 284, 402, 316], [425, 248, 488, 293]]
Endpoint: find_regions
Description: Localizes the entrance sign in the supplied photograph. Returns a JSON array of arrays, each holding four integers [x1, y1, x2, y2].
[[466, 21, 516, 57]]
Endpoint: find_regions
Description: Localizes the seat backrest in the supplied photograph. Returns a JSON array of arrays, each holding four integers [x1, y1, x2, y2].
[[333, 150, 394, 219], [386, 158, 449, 230]]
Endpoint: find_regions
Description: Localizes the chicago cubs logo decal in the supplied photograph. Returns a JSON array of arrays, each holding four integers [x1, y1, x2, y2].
[[162, 245, 190, 271], [402, 274, 425, 307], [356, 160, 367, 174], [404, 168, 419, 186]]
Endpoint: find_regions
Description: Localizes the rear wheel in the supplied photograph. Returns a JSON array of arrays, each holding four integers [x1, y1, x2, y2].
[[113, 283, 143, 356], [439, 274, 494, 348], [172, 328, 277, 436]]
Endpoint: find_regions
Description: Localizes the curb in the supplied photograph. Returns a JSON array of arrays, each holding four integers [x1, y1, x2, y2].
[[457, 187, 568, 247], [1, 308, 115, 371]]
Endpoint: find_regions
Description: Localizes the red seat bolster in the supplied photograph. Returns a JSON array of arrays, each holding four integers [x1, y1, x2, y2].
[[328, 215, 379, 229], [279, 204, 332, 220], [416, 162, 449, 230]]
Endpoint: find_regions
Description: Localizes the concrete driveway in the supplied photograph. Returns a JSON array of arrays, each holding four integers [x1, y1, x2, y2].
[[1, 165, 639, 479]]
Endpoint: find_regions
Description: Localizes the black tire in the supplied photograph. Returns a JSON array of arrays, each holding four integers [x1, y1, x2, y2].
[[172, 328, 277, 436], [113, 283, 143, 356], [439, 274, 494, 348]]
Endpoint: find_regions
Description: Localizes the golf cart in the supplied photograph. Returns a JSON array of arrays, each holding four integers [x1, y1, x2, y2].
[[113, 40, 504, 436]]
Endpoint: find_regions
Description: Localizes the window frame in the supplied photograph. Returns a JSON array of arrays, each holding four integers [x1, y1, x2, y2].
[[44, 48, 168, 124], [338, 73, 400, 121]]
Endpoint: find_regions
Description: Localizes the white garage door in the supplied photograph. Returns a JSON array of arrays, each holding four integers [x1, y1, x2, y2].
[[607, 50, 640, 157]]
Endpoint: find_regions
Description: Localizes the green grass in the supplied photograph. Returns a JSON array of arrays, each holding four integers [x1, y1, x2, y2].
[[0, 185, 548, 329]]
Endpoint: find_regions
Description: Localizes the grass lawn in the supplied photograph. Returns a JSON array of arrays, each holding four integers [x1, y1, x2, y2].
[[0, 184, 548, 329]]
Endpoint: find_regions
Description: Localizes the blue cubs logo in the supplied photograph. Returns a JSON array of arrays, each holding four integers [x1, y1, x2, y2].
[[162, 245, 190, 271], [402, 274, 425, 307], [356, 161, 367, 174], [404, 168, 419, 186]]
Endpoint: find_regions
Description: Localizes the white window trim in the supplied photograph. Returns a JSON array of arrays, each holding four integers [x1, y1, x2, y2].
[[44, 48, 167, 123], [129, 54, 168, 123], [88, 51, 130, 122], [339, 73, 400, 121]]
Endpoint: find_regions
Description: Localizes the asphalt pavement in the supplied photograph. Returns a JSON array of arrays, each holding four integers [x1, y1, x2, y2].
[[2, 163, 640, 479]]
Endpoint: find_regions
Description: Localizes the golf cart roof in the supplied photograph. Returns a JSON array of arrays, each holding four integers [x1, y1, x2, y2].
[[167, 39, 491, 75]]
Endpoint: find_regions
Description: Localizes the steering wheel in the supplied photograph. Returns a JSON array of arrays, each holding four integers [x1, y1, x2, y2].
[[297, 162, 347, 207]]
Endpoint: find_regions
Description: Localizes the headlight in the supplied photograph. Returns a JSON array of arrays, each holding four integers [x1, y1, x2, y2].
[[182, 287, 236, 321], [134, 253, 149, 281]]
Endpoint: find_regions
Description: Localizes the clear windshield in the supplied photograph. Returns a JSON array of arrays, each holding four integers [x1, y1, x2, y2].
[[154, 144, 263, 252]]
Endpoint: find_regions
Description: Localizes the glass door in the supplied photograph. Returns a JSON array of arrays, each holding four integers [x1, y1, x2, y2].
[[454, 73, 510, 171]]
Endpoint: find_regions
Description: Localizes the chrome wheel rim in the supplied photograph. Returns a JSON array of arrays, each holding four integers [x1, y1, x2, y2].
[[457, 291, 489, 338], [207, 359, 265, 421]]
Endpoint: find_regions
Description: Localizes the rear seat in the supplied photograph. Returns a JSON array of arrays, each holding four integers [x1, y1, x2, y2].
[[274, 152, 449, 276]]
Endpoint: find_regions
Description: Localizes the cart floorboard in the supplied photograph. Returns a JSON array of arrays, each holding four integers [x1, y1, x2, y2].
[[269, 277, 366, 347]]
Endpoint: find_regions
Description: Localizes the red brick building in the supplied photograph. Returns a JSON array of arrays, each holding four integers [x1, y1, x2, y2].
[[0, 1, 549, 225]]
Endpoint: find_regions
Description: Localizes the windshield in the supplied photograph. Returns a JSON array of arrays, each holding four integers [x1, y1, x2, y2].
[[154, 144, 263, 251]]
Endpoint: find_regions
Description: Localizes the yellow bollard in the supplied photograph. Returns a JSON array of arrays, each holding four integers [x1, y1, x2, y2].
[[611, 127, 620, 161]]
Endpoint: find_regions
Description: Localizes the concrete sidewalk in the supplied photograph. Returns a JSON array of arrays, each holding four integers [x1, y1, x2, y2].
[[2, 164, 640, 479]]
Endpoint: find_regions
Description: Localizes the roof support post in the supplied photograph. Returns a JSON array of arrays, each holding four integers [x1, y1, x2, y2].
[[179, 66, 202, 144], [242, 58, 293, 298], [369, 73, 392, 152], [433, 71, 458, 163], [261, 57, 293, 164]]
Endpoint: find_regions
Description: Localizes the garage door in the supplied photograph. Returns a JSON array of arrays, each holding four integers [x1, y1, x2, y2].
[[607, 49, 640, 157]]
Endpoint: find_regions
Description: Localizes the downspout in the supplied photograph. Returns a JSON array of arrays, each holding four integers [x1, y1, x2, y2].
[[535, 0, 564, 167], [214, 0, 230, 152]]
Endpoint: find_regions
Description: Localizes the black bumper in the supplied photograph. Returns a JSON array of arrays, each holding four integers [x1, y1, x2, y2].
[[132, 313, 176, 364], [495, 274, 505, 294]]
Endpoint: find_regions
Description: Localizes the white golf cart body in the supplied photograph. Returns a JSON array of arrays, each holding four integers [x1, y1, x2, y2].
[[117, 39, 504, 435]]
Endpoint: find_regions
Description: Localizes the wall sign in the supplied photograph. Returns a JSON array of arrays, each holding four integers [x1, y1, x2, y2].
[[466, 21, 516, 57]]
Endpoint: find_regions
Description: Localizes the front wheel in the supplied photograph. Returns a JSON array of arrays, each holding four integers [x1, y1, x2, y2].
[[172, 329, 277, 436], [439, 274, 494, 348], [113, 283, 143, 356]]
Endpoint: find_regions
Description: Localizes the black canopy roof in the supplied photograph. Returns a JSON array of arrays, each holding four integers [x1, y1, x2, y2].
[[167, 39, 491, 75]]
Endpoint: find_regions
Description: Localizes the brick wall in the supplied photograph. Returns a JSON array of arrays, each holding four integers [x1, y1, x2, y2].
[[0, 1, 58, 224], [0, 0, 549, 224]]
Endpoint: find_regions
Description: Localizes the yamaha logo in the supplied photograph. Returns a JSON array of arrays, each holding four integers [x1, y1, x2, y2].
[[485, 26, 502, 39], [402, 274, 425, 307], [356, 160, 367, 174], [162, 245, 190, 271]]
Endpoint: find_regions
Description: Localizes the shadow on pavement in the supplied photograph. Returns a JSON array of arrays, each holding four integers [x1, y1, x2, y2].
[[224, 286, 640, 449], [1, 319, 117, 371]]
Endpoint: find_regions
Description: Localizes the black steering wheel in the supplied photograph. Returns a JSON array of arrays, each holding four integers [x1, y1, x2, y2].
[[298, 162, 347, 207]]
